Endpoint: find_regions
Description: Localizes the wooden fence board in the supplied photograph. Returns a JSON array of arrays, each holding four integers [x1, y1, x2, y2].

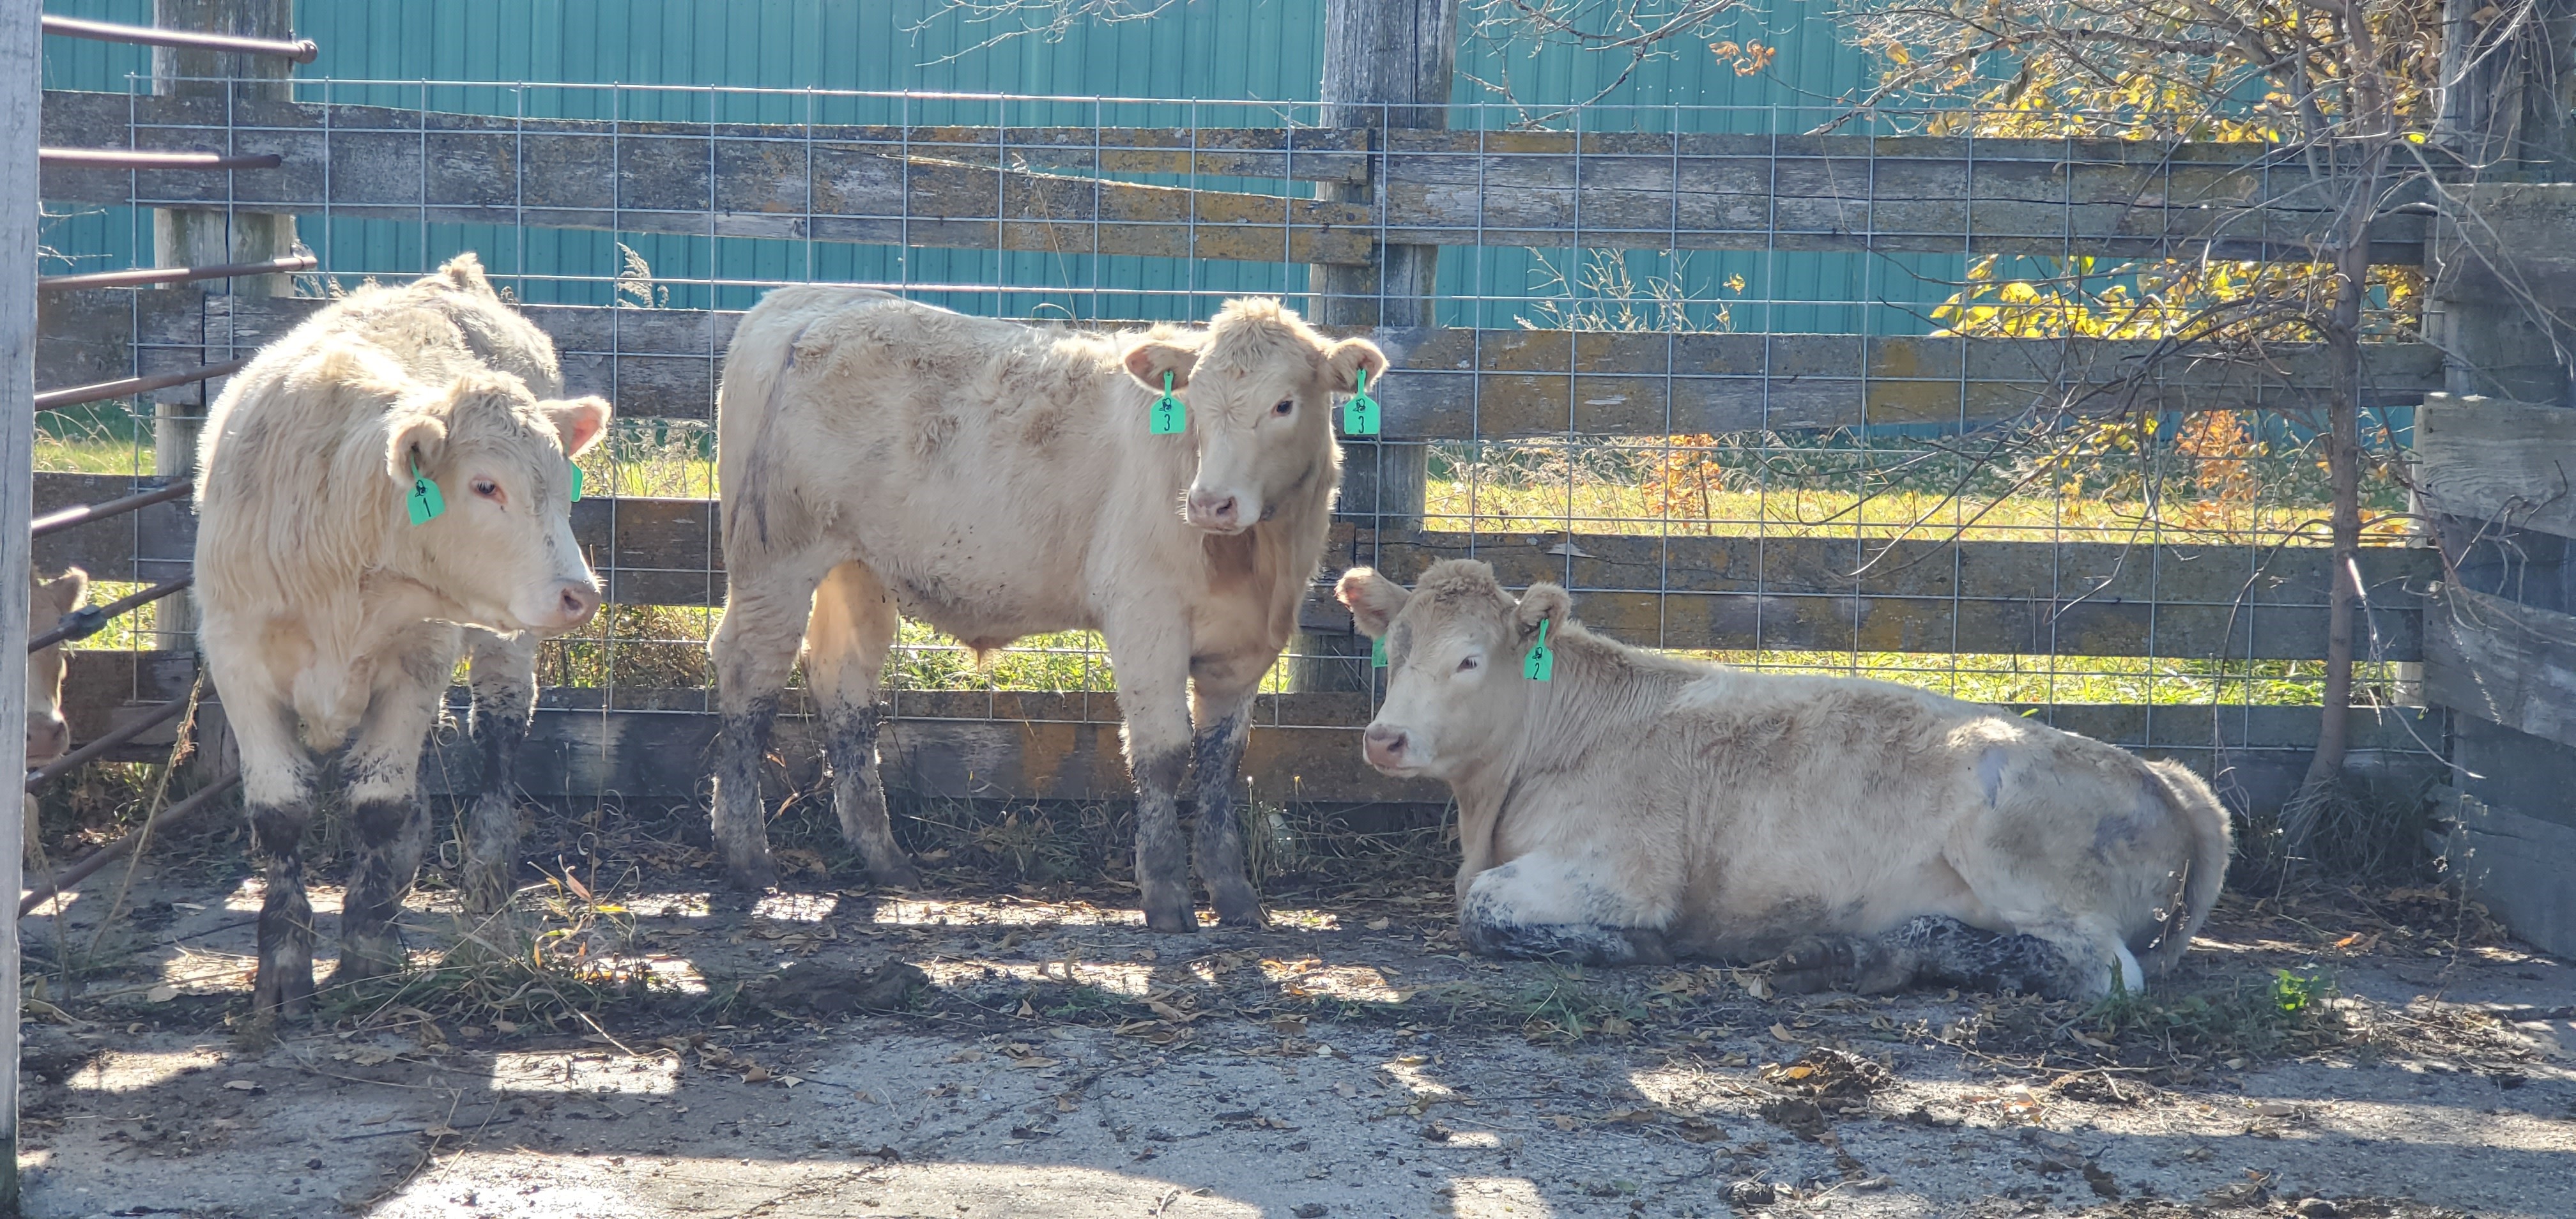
[[24, 471, 2430, 659], [402, 691, 2435, 812], [38, 90, 1376, 266], [2424, 581, 2576, 749], [36, 91, 2434, 263], [2416, 393, 2576, 539], [1374, 129, 2430, 262], [42, 289, 2446, 429]]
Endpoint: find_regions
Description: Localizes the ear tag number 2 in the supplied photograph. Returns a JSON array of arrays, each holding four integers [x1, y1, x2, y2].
[[1149, 371, 1186, 435], [1343, 367, 1381, 436], [406, 459, 446, 526], [1523, 618, 1554, 681]]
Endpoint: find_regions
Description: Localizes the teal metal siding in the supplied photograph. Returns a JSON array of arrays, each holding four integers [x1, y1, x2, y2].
[[40, 1, 1959, 332]]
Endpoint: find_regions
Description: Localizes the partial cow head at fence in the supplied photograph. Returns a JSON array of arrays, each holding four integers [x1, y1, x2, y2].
[[383, 362, 612, 636], [1338, 560, 1570, 781], [1120, 297, 1385, 535], [25, 567, 89, 769]]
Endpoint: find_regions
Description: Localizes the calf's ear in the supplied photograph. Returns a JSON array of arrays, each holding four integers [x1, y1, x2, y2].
[[385, 411, 449, 486], [1322, 337, 1389, 394], [39, 567, 89, 613], [1335, 567, 1410, 638], [1121, 337, 1200, 391], [543, 396, 615, 456], [1514, 582, 1572, 643]]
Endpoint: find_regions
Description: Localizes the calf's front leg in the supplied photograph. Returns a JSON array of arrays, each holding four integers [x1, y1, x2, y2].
[[1186, 695, 1264, 927], [224, 690, 321, 1022], [1458, 854, 1673, 966], [330, 626, 456, 987], [1104, 612, 1197, 933], [459, 629, 537, 924], [709, 573, 826, 891]]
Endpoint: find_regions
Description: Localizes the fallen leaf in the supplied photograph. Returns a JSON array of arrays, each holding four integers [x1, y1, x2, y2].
[[146, 985, 179, 1004], [222, 1079, 258, 1091], [1016, 999, 1037, 1018], [1366, 918, 1392, 931], [743, 1065, 774, 1084], [1011, 1057, 1061, 1070], [1770, 1023, 1798, 1043], [1147, 999, 1200, 1024], [2248, 1101, 2297, 1117], [1551, 1115, 1578, 1131], [781, 1076, 804, 1089], [422, 1124, 459, 1138]]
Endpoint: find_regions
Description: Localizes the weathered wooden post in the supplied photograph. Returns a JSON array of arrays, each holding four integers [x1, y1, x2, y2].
[[3, 3, 42, 1209], [2412, 0, 2576, 955], [149, 0, 298, 649], [1294, 0, 1455, 691]]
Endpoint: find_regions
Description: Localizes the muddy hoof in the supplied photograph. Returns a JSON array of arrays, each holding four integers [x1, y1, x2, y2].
[[1209, 883, 1268, 929], [1765, 935, 1856, 995], [724, 859, 781, 894], [1142, 898, 1200, 934]]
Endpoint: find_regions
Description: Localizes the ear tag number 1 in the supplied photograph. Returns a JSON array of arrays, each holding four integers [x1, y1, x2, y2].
[[1523, 618, 1554, 681], [406, 459, 446, 526], [1371, 634, 1387, 668], [1149, 371, 1186, 435], [1343, 366, 1380, 436]]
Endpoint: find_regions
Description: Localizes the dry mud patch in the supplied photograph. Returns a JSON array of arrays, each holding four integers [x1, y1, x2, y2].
[[13, 868, 2574, 1218]]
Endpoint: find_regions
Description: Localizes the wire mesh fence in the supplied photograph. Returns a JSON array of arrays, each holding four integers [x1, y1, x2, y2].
[[31, 75, 2446, 809]]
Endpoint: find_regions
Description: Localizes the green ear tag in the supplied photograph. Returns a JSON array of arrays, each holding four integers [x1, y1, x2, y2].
[[1343, 366, 1381, 436], [1371, 634, 1387, 668], [1523, 618, 1554, 681], [1149, 370, 1186, 435], [569, 460, 585, 503], [406, 459, 446, 526]]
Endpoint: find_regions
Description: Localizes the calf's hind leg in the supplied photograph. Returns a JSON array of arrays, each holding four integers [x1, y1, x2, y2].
[[804, 561, 917, 888], [709, 562, 831, 891], [1766, 916, 2095, 998], [331, 624, 459, 987], [1458, 854, 1673, 966]]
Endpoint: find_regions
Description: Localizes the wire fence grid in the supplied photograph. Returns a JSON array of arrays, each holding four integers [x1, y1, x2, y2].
[[30, 75, 2442, 799]]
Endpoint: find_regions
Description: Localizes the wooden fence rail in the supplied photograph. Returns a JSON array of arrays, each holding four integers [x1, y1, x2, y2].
[[31, 471, 2439, 661], [40, 288, 2447, 432], [38, 89, 2432, 264]]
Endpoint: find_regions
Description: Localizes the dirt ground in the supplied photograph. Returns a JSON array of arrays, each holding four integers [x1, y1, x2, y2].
[[13, 833, 2574, 1219]]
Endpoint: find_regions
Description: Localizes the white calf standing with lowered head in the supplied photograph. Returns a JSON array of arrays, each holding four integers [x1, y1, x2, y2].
[[712, 289, 1382, 930], [1337, 560, 2232, 999], [24, 567, 89, 863], [195, 256, 610, 1020]]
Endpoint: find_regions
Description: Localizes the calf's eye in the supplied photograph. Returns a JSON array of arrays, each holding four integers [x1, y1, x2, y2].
[[1273, 399, 1295, 416], [472, 478, 502, 500], [1457, 656, 1480, 672]]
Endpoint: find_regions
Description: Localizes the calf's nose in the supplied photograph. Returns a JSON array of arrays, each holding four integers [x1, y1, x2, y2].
[[1186, 489, 1241, 531], [1361, 723, 1408, 767], [26, 716, 69, 763], [553, 581, 602, 630]]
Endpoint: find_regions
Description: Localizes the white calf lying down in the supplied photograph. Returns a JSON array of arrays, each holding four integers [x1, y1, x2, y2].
[[195, 254, 610, 1020], [1337, 560, 2231, 999]]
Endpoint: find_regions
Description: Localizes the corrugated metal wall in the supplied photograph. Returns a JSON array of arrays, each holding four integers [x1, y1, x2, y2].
[[39, 0, 1958, 332]]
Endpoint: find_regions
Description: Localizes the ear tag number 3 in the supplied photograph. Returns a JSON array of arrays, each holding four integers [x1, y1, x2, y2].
[[1149, 371, 1186, 435], [1523, 618, 1554, 681], [1343, 367, 1381, 436], [406, 459, 446, 526]]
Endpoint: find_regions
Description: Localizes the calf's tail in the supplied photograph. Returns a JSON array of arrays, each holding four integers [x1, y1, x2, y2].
[[2142, 759, 2234, 975], [714, 289, 839, 548]]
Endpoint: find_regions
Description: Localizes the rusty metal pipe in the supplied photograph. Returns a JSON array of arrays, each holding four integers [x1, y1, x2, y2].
[[22, 697, 192, 793], [34, 358, 249, 410], [20, 772, 243, 917], [30, 480, 194, 538], [39, 255, 314, 291], [40, 15, 316, 63]]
